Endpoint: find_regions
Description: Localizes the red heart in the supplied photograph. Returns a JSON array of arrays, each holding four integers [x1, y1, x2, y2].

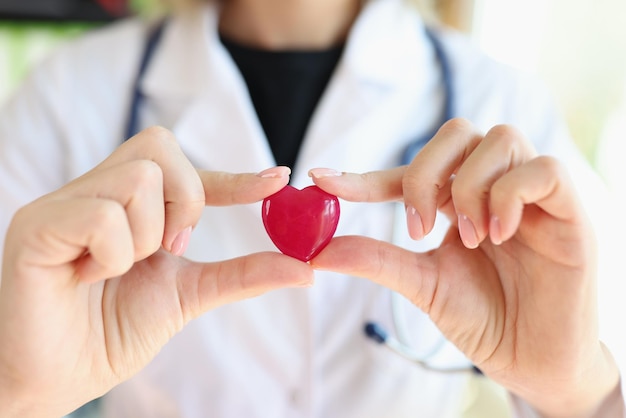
[[262, 185, 340, 262]]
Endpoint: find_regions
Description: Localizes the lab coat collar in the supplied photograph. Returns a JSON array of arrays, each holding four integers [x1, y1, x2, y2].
[[138, 2, 276, 172], [140, 0, 432, 100], [342, 0, 431, 88], [139, 7, 215, 100], [134, 0, 443, 225], [136, 0, 440, 177], [288, 0, 439, 185]]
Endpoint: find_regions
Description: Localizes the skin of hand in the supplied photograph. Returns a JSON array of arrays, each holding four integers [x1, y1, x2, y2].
[[0, 126, 313, 418], [310, 118, 622, 418]]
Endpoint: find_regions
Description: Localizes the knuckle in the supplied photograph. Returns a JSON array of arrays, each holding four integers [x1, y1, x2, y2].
[[484, 124, 531, 157], [127, 160, 163, 190], [490, 131, 518, 151], [134, 126, 182, 155], [141, 125, 175, 142], [11, 203, 36, 227], [91, 200, 126, 228], [402, 164, 425, 191], [440, 117, 475, 135], [402, 171, 422, 194], [534, 155, 565, 177], [486, 123, 522, 141]]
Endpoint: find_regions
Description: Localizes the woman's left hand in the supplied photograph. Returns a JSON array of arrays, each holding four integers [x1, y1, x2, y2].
[[0, 127, 313, 418], [310, 118, 621, 417]]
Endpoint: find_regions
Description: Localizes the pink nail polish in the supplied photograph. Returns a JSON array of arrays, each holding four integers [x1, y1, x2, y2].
[[258, 166, 291, 178], [406, 206, 424, 240], [458, 214, 479, 249], [308, 168, 342, 178], [490, 215, 502, 245], [171, 226, 192, 256]]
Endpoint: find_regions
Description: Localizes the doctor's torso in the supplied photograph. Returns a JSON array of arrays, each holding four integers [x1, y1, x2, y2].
[[0, 0, 581, 416]]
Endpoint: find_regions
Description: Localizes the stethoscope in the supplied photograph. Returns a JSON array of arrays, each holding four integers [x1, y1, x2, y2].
[[126, 21, 481, 376]]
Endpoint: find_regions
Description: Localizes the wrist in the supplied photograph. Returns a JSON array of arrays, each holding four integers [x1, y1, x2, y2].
[[0, 359, 58, 418], [0, 384, 67, 418], [524, 343, 621, 418]]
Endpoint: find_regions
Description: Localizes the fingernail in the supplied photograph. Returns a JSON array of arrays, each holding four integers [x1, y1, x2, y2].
[[406, 206, 424, 240], [490, 215, 502, 245], [308, 168, 342, 178], [258, 166, 291, 178], [171, 226, 192, 256], [458, 214, 479, 249]]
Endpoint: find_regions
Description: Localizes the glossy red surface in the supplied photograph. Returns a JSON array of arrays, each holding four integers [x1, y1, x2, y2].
[[262, 185, 340, 262]]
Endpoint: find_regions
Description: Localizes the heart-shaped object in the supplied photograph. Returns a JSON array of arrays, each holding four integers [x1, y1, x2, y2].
[[262, 185, 340, 262]]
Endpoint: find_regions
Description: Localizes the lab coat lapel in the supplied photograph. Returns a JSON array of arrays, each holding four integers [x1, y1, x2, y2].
[[138, 4, 275, 173], [137, 0, 441, 225], [291, 0, 441, 236], [293, 0, 437, 181]]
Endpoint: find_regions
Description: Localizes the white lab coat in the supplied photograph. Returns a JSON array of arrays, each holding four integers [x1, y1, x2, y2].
[[0, 0, 623, 417]]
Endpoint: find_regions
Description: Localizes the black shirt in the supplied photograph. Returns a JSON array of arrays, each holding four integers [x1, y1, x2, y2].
[[221, 35, 344, 169]]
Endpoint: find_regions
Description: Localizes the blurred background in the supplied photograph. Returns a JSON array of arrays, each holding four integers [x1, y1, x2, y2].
[[446, 0, 626, 201], [2, 0, 625, 196], [1, 0, 625, 189]]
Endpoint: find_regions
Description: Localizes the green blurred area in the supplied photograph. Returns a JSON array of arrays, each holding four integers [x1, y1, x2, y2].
[[0, 22, 91, 89], [0, 0, 160, 103]]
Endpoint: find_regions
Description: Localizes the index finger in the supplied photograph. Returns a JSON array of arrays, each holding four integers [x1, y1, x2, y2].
[[402, 118, 483, 236], [309, 166, 407, 202], [90, 126, 205, 253], [199, 166, 292, 206]]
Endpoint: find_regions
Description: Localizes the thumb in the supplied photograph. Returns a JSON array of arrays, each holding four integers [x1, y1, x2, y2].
[[176, 252, 314, 321], [310, 236, 438, 312]]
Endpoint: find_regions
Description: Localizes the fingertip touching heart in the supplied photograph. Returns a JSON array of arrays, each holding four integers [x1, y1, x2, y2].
[[262, 185, 340, 262]]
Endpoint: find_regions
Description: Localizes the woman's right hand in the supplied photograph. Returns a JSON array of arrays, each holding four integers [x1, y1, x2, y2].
[[0, 126, 313, 418]]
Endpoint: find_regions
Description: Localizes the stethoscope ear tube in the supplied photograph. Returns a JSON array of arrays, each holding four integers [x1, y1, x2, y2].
[[125, 19, 168, 141], [364, 321, 482, 375]]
